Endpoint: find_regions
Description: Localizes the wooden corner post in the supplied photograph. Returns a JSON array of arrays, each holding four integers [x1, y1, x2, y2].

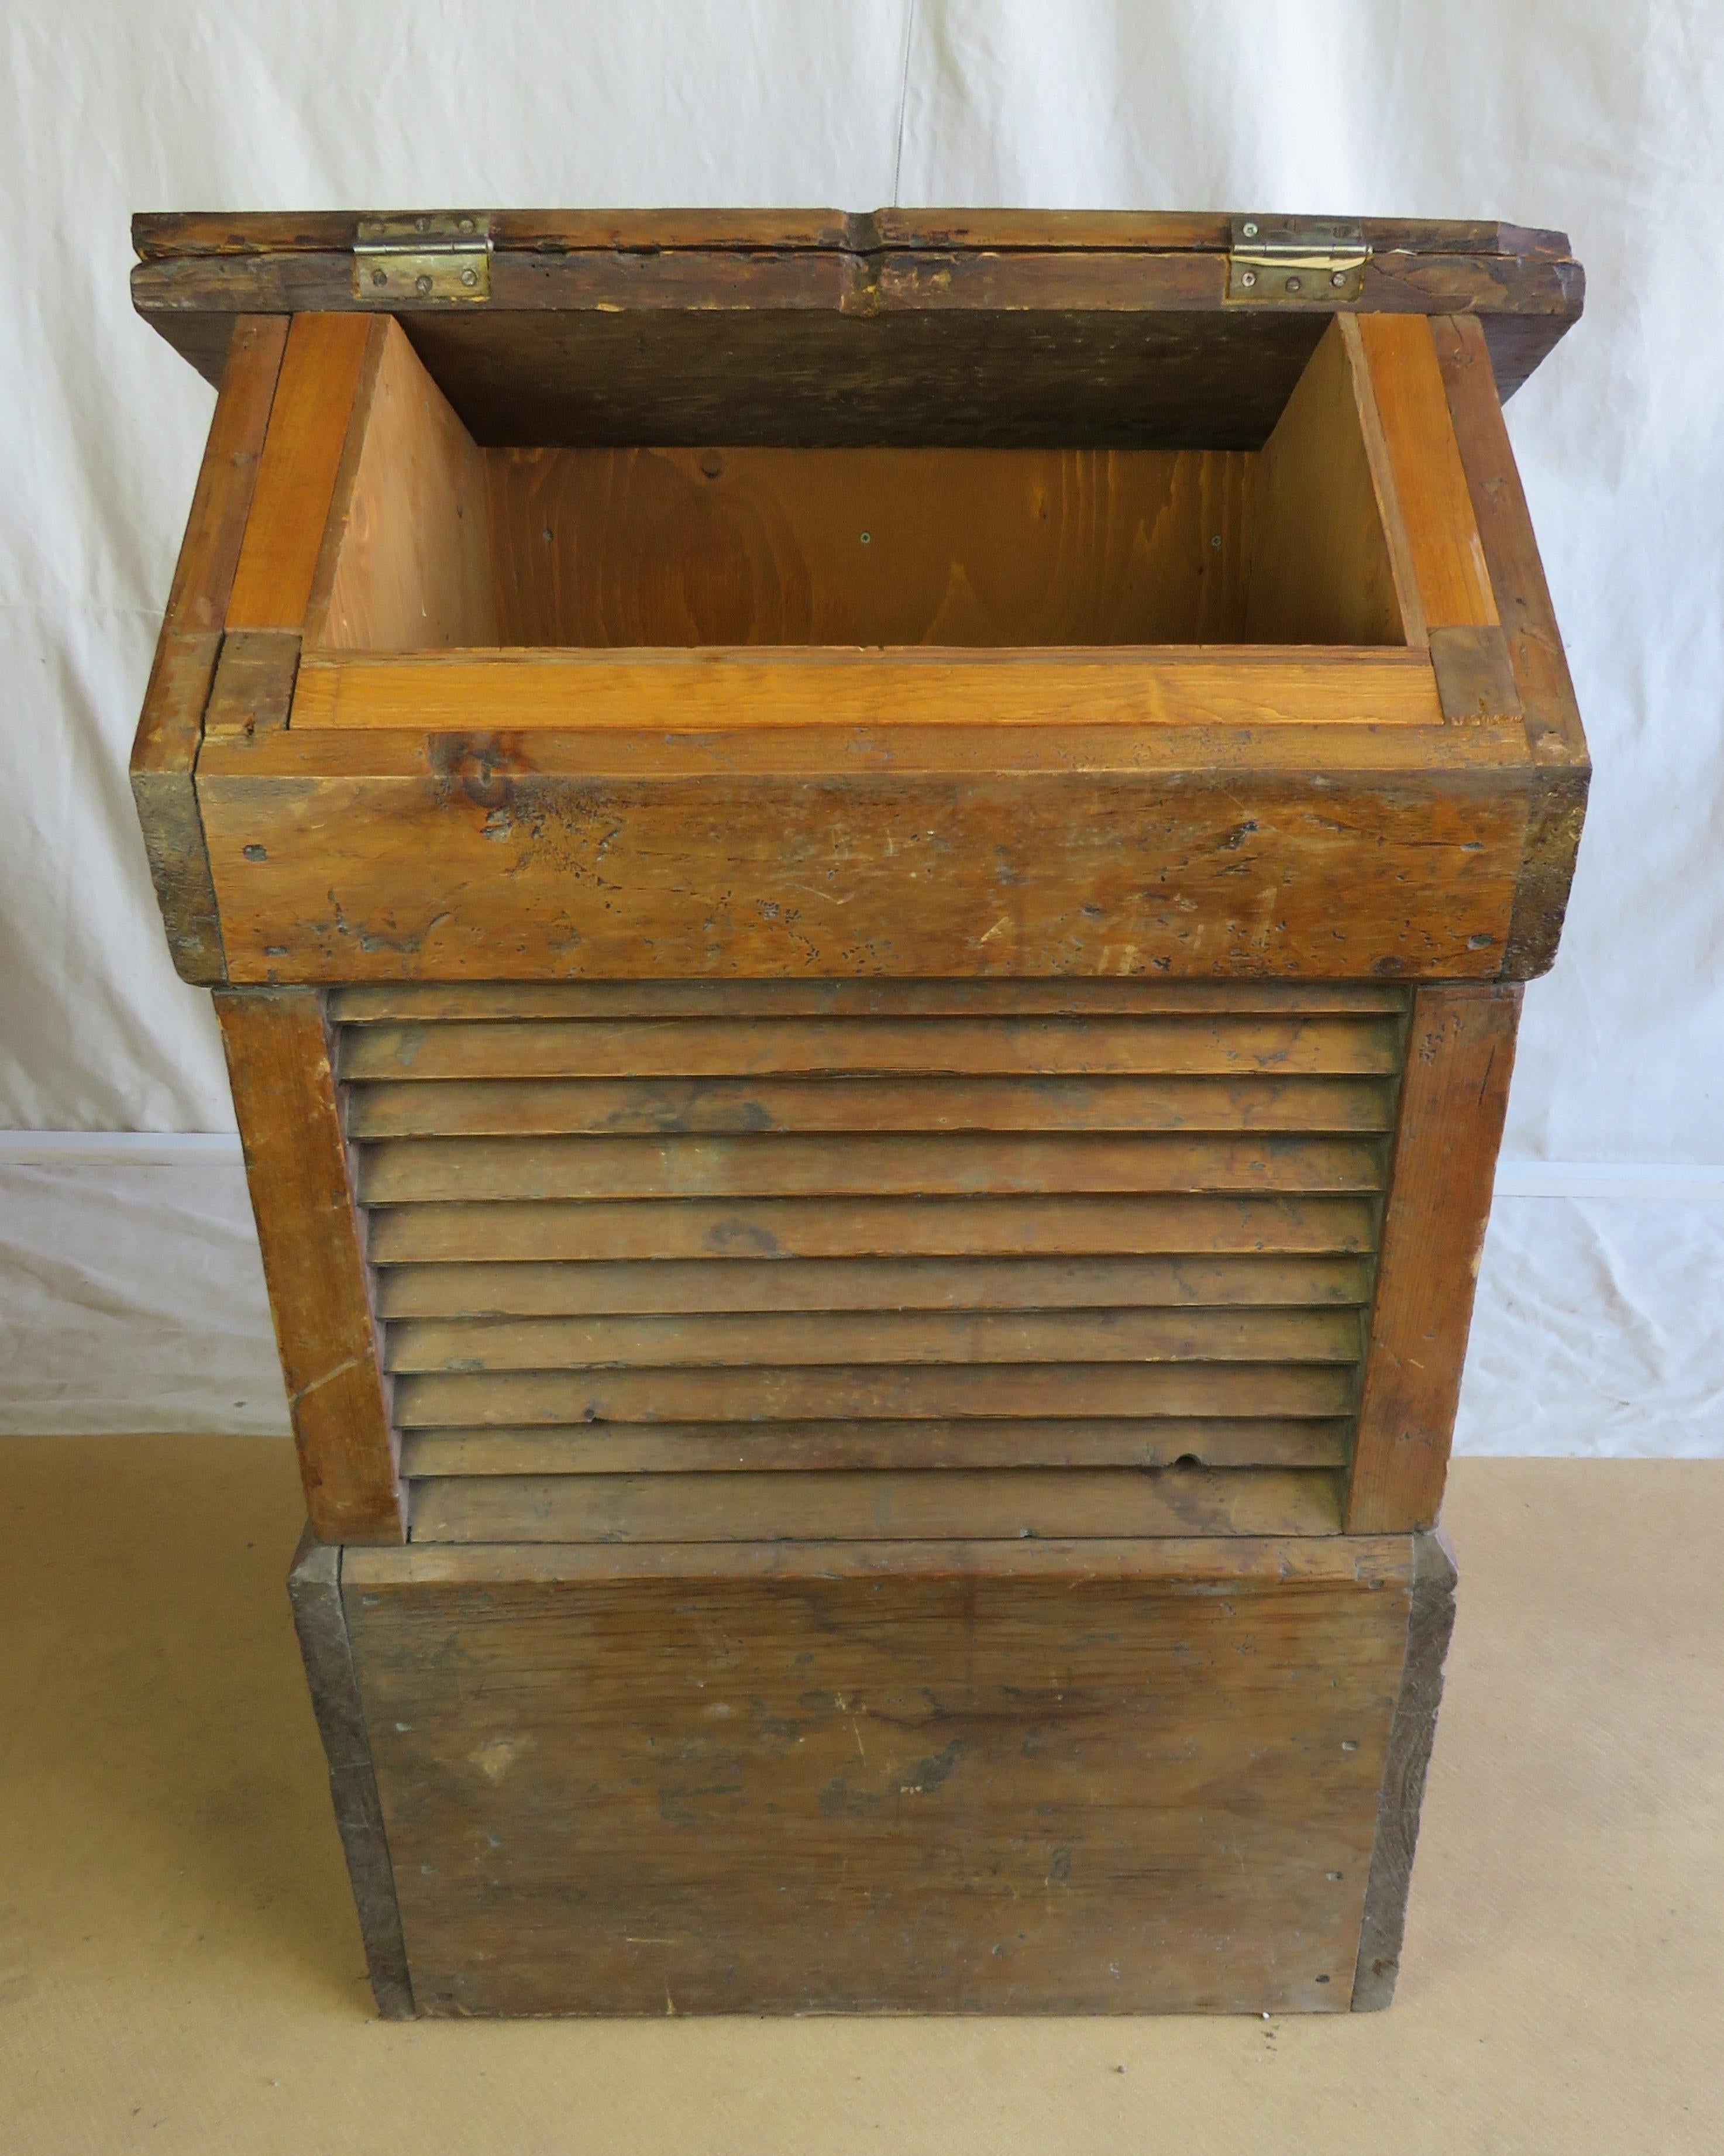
[[1346, 985, 1519, 1532], [219, 989, 405, 1542]]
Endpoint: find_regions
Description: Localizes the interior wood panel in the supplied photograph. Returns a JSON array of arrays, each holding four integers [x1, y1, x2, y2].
[[483, 445, 1252, 647]]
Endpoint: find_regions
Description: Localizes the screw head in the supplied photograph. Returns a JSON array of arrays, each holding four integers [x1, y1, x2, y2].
[[1242, 221, 1258, 238], [370, 267, 387, 287], [459, 217, 476, 233], [1240, 269, 1257, 288], [1331, 269, 1348, 288], [1285, 274, 1302, 293], [415, 274, 432, 295], [460, 266, 478, 286]]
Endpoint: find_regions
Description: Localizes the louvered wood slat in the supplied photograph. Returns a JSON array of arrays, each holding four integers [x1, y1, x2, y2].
[[340, 1013, 1402, 1082], [397, 1418, 1353, 1474], [366, 1194, 1379, 1264], [357, 1131, 1385, 1205], [391, 1361, 1355, 1428], [332, 982, 1406, 1539], [385, 1304, 1361, 1374], [407, 1466, 1346, 1544], [374, 1253, 1375, 1319], [346, 1072, 1397, 1139]]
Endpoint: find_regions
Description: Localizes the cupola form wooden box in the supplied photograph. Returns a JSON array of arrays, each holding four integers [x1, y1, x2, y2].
[[130, 208, 1587, 2019]]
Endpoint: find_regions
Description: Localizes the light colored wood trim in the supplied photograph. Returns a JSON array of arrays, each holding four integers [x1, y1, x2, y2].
[[130, 315, 287, 984], [405, 1465, 1346, 1543], [288, 644, 1443, 733], [1346, 984, 1520, 1532], [396, 1417, 1353, 1475], [1351, 314, 1498, 630], [310, 319, 496, 652], [1244, 318, 1420, 648], [216, 988, 405, 1542], [227, 314, 378, 631]]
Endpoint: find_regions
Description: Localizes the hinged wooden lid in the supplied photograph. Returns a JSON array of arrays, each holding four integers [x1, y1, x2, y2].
[[132, 206, 1582, 450]]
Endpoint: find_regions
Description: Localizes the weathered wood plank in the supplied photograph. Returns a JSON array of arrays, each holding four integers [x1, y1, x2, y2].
[[407, 1465, 1346, 1543], [339, 1013, 1405, 1082], [384, 1302, 1362, 1374], [397, 1416, 1353, 1474], [1346, 985, 1519, 1532], [338, 1530, 1415, 2014], [365, 1192, 1379, 1265], [217, 989, 405, 1541], [391, 1359, 1355, 1428], [372, 1251, 1375, 1319], [355, 1130, 1386, 1205]]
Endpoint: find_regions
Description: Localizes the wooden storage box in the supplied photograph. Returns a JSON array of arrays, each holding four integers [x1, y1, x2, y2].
[[130, 207, 1587, 2016]]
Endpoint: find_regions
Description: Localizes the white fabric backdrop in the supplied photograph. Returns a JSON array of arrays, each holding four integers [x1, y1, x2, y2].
[[2, 0, 1720, 1447]]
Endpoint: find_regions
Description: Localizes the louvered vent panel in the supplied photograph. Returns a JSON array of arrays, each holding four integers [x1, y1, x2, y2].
[[331, 981, 1407, 1543]]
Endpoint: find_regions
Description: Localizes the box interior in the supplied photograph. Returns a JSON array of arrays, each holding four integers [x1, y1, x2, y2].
[[308, 318, 1413, 656]]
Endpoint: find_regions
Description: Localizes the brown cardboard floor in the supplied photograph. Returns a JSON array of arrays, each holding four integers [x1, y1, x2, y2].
[[1, 1440, 1718, 2155]]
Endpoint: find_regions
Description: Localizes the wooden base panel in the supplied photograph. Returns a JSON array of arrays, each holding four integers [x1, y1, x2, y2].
[[291, 1526, 1455, 2018]]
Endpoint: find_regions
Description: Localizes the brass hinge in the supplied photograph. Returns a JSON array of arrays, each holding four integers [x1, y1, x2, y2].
[[1226, 216, 1370, 303], [352, 213, 493, 302]]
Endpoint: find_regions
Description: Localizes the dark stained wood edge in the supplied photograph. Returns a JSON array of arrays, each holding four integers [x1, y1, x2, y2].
[[130, 314, 287, 984], [1352, 1525, 1457, 2010], [1434, 313, 1589, 977], [202, 628, 301, 738], [287, 1530, 415, 2020], [1346, 985, 1519, 1533], [1430, 625, 1522, 724], [133, 207, 1573, 262]]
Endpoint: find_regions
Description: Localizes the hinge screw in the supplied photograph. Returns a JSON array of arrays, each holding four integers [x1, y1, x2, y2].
[[370, 267, 387, 287], [415, 274, 433, 295], [1242, 221, 1258, 238], [1285, 275, 1302, 293], [1331, 270, 1348, 288], [460, 266, 479, 287], [1240, 269, 1257, 288]]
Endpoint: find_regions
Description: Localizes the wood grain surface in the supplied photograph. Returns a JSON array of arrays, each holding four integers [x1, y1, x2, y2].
[[338, 1531, 1416, 2014]]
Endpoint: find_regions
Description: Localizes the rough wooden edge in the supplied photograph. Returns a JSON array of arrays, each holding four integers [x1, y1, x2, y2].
[[1352, 1524, 1458, 2010], [287, 1530, 415, 2020], [202, 628, 301, 740], [1430, 624, 1522, 724], [129, 314, 288, 984], [1433, 312, 1589, 979]]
